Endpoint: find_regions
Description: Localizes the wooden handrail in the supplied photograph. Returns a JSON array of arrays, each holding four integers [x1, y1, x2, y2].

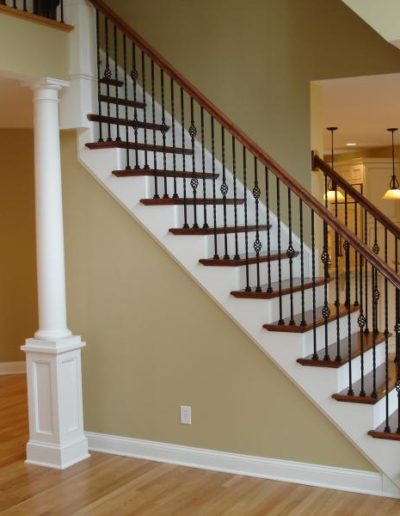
[[313, 154, 400, 239], [88, 0, 400, 290]]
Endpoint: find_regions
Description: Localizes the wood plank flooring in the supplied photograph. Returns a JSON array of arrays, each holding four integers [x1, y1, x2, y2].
[[1, 374, 400, 515]]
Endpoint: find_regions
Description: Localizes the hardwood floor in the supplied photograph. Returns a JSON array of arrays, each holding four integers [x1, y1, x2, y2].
[[1, 375, 400, 515]]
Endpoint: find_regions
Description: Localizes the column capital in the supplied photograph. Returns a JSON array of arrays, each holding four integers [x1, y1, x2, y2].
[[25, 77, 71, 92]]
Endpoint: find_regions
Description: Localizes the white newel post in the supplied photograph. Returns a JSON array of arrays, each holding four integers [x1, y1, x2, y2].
[[21, 78, 89, 469]]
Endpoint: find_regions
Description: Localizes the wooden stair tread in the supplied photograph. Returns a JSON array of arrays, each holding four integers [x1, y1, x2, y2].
[[113, 169, 218, 179], [141, 198, 245, 206], [231, 277, 326, 299], [99, 77, 124, 87], [88, 114, 168, 132], [263, 304, 358, 333], [170, 224, 271, 236], [86, 141, 193, 155], [99, 95, 145, 109], [333, 359, 396, 404], [200, 251, 297, 267], [298, 332, 387, 368], [369, 410, 400, 440]]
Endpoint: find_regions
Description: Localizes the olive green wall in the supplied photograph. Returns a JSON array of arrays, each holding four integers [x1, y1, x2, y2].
[[0, 129, 37, 363], [106, 0, 400, 192], [0, 11, 69, 80], [62, 131, 374, 471]]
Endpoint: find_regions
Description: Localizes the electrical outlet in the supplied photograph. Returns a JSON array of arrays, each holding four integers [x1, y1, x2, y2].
[[180, 405, 192, 425]]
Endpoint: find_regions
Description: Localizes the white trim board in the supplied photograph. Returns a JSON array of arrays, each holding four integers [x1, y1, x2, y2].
[[86, 431, 400, 499], [0, 361, 26, 375]]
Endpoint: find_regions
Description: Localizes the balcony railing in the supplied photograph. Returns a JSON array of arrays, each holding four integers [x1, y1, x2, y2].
[[0, 0, 65, 24]]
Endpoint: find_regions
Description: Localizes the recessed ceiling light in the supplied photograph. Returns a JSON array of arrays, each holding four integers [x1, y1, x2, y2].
[[346, 142, 357, 147]]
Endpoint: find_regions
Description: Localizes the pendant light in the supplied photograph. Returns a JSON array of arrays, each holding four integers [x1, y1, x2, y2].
[[324, 126, 344, 203], [382, 128, 400, 200]]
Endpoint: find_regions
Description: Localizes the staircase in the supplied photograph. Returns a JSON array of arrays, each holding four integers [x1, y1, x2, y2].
[[72, 0, 400, 494]]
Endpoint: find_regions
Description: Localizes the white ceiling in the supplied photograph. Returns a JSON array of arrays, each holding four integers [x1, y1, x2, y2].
[[317, 73, 400, 152], [0, 77, 33, 128]]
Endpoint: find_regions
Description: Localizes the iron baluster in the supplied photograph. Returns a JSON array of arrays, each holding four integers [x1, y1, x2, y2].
[[180, 88, 188, 228], [312, 210, 317, 359], [371, 267, 378, 398], [364, 210, 370, 333], [170, 78, 178, 197], [334, 184, 341, 363], [287, 188, 295, 324], [122, 34, 130, 169], [141, 51, 149, 169], [104, 16, 112, 142], [113, 25, 121, 142], [150, 61, 159, 198], [132, 43, 139, 168], [354, 201, 359, 306], [189, 97, 198, 225], [299, 199, 306, 326], [160, 69, 169, 197], [211, 117, 218, 256], [358, 253, 366, 396], [243, 147, 250, 290], [322, 173, 330, 361], [344, 191, 353, 392], [232, 137, 239, 259], [277, 177, 283, 324], [253, 158, 262, 292], [201, 108, 208, 226], [221, 127, 229, 258], [384, 229, 390, 432], [265, 168, 272, 293]]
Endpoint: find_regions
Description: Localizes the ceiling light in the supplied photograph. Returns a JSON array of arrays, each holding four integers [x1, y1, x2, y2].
[[382, 128, 400, 200], [324, 127, 345, 203], [346, 142, 357, 147]]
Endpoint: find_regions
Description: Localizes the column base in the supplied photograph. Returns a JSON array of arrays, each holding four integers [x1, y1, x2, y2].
[[26, 436, 90, 469], [22, 335, 89, 470]]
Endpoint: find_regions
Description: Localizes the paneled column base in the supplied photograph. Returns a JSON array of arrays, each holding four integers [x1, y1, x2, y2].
[[21, 336, 89, 469], [26, 436, 89, 469]]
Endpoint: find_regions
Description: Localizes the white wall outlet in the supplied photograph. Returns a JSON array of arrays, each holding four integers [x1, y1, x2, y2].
[[180, 405, 192, 425]]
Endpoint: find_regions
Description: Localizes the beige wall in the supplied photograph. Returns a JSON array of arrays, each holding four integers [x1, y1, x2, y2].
[[0, 129, 37, 362], [0, 12, 69, 80], [62, 131, 374, 471], [106, 0, 400, 192]]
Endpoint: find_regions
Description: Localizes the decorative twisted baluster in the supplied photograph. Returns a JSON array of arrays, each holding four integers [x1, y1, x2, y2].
[[189, 97, 198, 226], [253, 158, 262, 292]]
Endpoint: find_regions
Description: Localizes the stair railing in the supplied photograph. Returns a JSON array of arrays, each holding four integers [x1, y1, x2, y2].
[[0, 0, 66, 24], [89, 0, 400, 436]]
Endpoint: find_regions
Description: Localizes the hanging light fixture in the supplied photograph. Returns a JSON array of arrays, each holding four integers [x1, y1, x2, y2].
[[382, 128, 400, 200], [324, 126, 345, 203]]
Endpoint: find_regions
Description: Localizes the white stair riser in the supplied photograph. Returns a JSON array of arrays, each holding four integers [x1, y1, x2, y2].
[[336, 341, 386, 391], [301, 310, 360, 356]]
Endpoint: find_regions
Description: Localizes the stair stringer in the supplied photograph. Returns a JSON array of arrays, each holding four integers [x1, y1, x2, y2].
[[74, 125, 400, 496]]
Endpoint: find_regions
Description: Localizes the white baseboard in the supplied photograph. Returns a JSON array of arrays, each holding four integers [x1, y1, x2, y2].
[[86, 431, 400, 499], [0, 361, 26, 375]]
